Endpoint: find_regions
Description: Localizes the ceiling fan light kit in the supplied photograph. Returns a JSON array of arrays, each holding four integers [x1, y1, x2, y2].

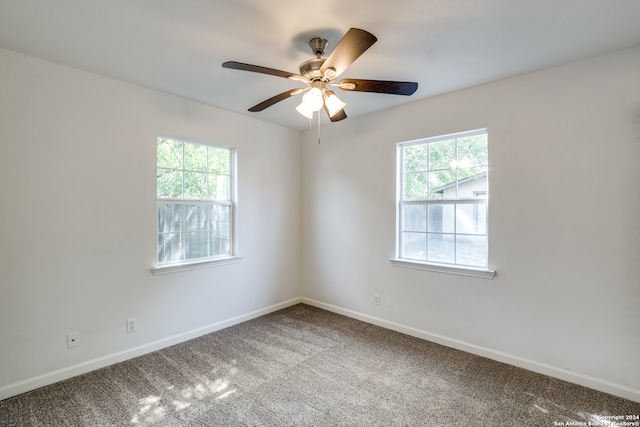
[[296, 100, 322, 120], [302, 87, 324, 111], [222, 28, 418, 123], [323, 90, 346, 118], [295, 102, 314, 119]]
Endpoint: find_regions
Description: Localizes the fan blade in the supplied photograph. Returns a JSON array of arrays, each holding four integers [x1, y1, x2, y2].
[[324, 104, 347, 122], [320, 28, 377, 78], [248, 89, 302, 112], [338, 78, 418, 96], [222, 61, 306, 81]]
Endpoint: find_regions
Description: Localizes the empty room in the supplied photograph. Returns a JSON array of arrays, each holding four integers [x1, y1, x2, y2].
[[1, 1, 639, 425]]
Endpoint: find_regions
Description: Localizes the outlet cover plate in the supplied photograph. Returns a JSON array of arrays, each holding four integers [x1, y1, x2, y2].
[[127, 318, 136, 333]]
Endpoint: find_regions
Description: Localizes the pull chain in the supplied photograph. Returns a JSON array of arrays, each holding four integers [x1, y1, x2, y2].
[[317, 111, 321, 144]]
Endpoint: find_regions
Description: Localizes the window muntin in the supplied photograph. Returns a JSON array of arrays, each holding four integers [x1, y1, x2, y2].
[[397, 130, 488, 269], [157, 137, 235, 266]]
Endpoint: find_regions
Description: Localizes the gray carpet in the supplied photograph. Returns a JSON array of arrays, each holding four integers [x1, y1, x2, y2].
[[0, 304, 638, 426]]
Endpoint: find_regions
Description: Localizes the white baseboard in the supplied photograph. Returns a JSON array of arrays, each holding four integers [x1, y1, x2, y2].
[[0, 297, 302, 401], [301, 297, 640, 403], [4, 297, 638, 404]]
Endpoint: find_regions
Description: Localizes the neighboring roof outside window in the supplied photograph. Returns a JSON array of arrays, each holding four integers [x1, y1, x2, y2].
[[432, 171, 488, 194]]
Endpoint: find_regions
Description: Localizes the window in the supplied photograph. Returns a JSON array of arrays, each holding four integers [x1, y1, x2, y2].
[[395, 129, 492, 275], [155, 137, 237, 269]]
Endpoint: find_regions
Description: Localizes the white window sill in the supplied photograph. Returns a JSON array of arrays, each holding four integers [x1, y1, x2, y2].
[[390, 258, 496, 279], [151, 256, 242, 276]]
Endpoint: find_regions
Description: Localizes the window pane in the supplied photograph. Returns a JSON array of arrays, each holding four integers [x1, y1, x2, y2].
[[429, 139, 456, 170], [457, 134, 488, 168], [185, 231, 210, 259], [185, 204, 209, 231], [209, 147, 230, 174], [209, 174, 230, 201], [158, 204, 183, 233], [210, 234, 230, 256], [212, 204, 230, 222], [212, 205, 231, 239], [403, 205, 426, 232], [184, 143, 207, 172], [158, 232, 183, 264], [157, 170, 183, 198], [429, 171, 453, 199], [475, 203, 487, 234], [428, 204, 454, 233], [183, 172, 208, 199], [402, 232, 426, 260], [456, 203, 486, 235], [157, 139, 183, 169], [456, 235, 487, 267], [403, 144, 428, 173], [403, 172, 429, 200], [427, 233, 454, 264], [456, 166, 488, 197]]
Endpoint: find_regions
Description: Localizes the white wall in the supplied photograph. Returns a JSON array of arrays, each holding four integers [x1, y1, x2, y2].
[[0, 47, 302, 398], [302, 46, 640, 400]]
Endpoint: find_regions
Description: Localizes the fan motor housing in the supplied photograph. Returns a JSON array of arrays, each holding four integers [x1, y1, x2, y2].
[[299, 58, 326, 81]]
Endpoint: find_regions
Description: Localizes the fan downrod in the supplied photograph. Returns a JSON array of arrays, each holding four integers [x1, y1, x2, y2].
[[298, 38, 329, 81]]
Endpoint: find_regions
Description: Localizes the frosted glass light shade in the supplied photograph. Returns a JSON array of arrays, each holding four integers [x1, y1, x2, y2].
[[296, 102, 314, 119], [301, 87, 324, 112], [324, 92, 346, 117]]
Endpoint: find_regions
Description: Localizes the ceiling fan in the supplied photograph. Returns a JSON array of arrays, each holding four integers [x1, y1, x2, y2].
[[222, 28, 418, 122]]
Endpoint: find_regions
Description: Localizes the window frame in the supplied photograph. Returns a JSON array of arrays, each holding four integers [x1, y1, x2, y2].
[[392, 129, 495, 279], [152, 136, 241, 275]]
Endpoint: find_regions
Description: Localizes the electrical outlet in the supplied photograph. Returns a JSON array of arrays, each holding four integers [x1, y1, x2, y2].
[[127, 318, 137, 333], [67, 331, 80, 349], [373, 294, 380, 305]]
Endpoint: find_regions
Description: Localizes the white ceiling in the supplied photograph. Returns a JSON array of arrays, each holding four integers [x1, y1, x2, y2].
[[1, 0, 640, 130]]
